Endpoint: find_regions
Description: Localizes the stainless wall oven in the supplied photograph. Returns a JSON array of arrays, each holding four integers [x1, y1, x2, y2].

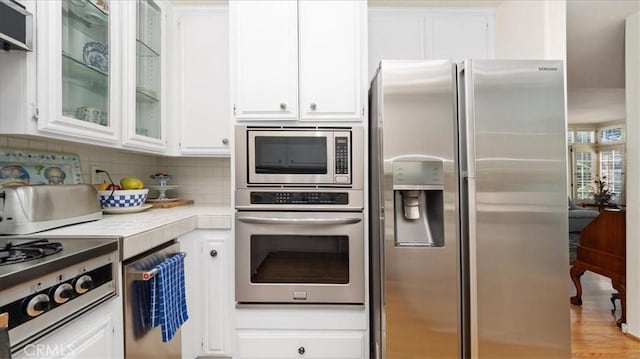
[[235, 211, 364, 304], [235, 125, 366, 304]]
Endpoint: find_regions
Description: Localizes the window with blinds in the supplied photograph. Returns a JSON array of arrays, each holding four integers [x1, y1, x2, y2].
[[575, 151, 594, 200], [575, 130, 595, 144], [600, 149, 624, 202], [568, 124, 625, 204], [600, 128, 624, 143]]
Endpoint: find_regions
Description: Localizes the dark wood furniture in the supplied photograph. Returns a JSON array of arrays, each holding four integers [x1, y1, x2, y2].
[[581, 202, 620, 212], [570, 209, 626, 327]]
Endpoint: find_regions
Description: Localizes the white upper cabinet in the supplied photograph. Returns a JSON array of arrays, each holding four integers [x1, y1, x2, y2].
[[171, 6, 231, 156], [232, 0, 298, 121], [36, 0, 122, 144], [430, 14, 492, 62], [122, 0, 168, 152], [1, 0, 175, 154], [298, 1, 363, 121], [231, 0, 366, 122], [368, 8, 494, 81]]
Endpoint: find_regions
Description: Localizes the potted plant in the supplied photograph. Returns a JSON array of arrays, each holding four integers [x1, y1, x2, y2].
[[591, 175, 613, 204]]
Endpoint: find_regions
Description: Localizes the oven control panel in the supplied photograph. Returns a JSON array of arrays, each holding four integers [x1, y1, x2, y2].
[[0, 263, 113, 329], [250, 192, 349, 205]]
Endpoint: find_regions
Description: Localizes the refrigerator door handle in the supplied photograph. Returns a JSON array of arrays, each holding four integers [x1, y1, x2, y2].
[[237, 217, 362, 225], [465, 176, 479, 358], [463, 60, 477, 181], [458, 60, 479, 358]]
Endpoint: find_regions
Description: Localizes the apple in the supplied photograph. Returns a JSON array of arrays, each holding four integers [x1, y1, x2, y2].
[[107, 183, 121, 190]]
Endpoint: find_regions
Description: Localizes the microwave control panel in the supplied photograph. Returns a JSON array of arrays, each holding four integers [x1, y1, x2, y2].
[[250, 192, 349, 205], [335, 136, 349, 175]]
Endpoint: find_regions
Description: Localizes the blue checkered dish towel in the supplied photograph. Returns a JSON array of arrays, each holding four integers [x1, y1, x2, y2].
[[149, 254, 189, 342]]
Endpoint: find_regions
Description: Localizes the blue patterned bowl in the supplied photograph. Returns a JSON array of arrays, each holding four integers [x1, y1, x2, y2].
[[83, 42, 108, 73], [97, 189, 148, 208]]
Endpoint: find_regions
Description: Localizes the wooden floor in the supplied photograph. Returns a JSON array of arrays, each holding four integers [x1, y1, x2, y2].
[[571, 271, 640, 358]]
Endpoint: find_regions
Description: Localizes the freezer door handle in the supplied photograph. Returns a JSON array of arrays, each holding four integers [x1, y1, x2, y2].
[[237, 217, 362, 225]]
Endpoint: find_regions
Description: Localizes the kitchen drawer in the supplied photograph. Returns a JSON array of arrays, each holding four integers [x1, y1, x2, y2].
[[236, 331, 364, 359]]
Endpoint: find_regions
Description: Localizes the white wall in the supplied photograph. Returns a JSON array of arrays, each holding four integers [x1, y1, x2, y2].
[[495, 0, 566, 60], [625, 11, 640, 338], [495, 1, 545, 58]]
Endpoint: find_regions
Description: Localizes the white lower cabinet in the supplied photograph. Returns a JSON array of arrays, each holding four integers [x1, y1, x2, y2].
[[179, 229, 232, 358], [12, 297, 123, 359], [236, 331, 365, 359]]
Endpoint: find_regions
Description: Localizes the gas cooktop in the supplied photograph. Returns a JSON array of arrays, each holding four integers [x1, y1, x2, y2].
[[0, 237, 119, 290], [0, 239, 63, 266]]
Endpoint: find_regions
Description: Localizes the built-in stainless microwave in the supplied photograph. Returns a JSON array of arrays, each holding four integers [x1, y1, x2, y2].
[[235, 125, 364, 188], [0, 0, 33, 51]]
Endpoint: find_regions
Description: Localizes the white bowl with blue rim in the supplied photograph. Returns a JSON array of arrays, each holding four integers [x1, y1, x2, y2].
[[97, 189, 148, 208]]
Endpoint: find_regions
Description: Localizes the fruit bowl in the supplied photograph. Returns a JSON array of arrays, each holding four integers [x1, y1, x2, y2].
[[97, 189, 149, 208]]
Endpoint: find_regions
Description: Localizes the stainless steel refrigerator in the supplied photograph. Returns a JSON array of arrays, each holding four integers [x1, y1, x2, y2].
[[369, 60, 570, 358]]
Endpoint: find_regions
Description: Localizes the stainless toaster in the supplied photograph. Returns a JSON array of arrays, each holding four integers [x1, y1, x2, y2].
[[0, 184, 103, 235]]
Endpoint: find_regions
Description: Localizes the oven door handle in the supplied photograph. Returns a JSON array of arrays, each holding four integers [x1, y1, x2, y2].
[[237, 217, 362, 225]]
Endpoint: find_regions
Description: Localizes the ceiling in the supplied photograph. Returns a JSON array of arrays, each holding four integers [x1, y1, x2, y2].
[[566, 0, 639, 124]]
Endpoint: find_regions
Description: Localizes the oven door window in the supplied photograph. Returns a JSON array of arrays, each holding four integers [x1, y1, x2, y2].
[[254, 137, 327, 174], [250, 235, 348, 284]]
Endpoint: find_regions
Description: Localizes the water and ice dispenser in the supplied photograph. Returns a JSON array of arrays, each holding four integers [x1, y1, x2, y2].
[[392, 161, 444, 247]]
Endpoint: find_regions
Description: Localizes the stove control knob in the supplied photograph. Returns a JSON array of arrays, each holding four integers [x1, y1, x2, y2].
[[26, 294, 50, 317], [74, 275, 94, 294], [52, 283, 74, 304]]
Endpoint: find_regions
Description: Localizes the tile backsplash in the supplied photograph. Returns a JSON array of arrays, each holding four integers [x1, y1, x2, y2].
[[0, 136, 231, 206]]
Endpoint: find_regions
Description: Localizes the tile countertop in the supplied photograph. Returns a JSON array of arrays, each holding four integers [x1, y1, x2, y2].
[[32, 205, 232, 261]]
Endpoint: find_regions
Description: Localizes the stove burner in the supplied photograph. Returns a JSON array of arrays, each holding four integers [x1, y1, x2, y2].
[[0, 239, 63, 266]]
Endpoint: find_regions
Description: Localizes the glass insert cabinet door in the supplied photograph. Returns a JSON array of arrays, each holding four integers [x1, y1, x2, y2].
[[61, 0, 110, 127], [135, 0, 161, 140]]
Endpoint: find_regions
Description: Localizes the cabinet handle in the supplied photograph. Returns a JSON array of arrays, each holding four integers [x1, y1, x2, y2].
[[280, 103, 287, 110], [210, 250, 218, 257], [310, 103, 317, 111], [298, 346, 305, 355], [222, 138, 229, 145]]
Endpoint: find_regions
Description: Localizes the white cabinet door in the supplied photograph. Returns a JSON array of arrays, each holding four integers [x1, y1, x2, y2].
[[368, 9, 494, 80], [36, 0, 122, 145], [12, 298, 121, 359], [236, 331, 365, 359], [430, 14, 491, 62], [122, 0, 168, 153], [173, 7, 231, 155], [202, 238, 229, 355], [368, 10, 425, 81], [298, 1, 364, 121], [179, 230, 231, 358], [231, 0, 298, 120]]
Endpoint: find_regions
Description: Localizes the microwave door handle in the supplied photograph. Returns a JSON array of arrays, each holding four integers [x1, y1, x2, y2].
[[237, 217, 362, 225]]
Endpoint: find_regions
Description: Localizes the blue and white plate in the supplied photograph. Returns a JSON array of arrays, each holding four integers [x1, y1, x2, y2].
[[83, 42, 109, 73]]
